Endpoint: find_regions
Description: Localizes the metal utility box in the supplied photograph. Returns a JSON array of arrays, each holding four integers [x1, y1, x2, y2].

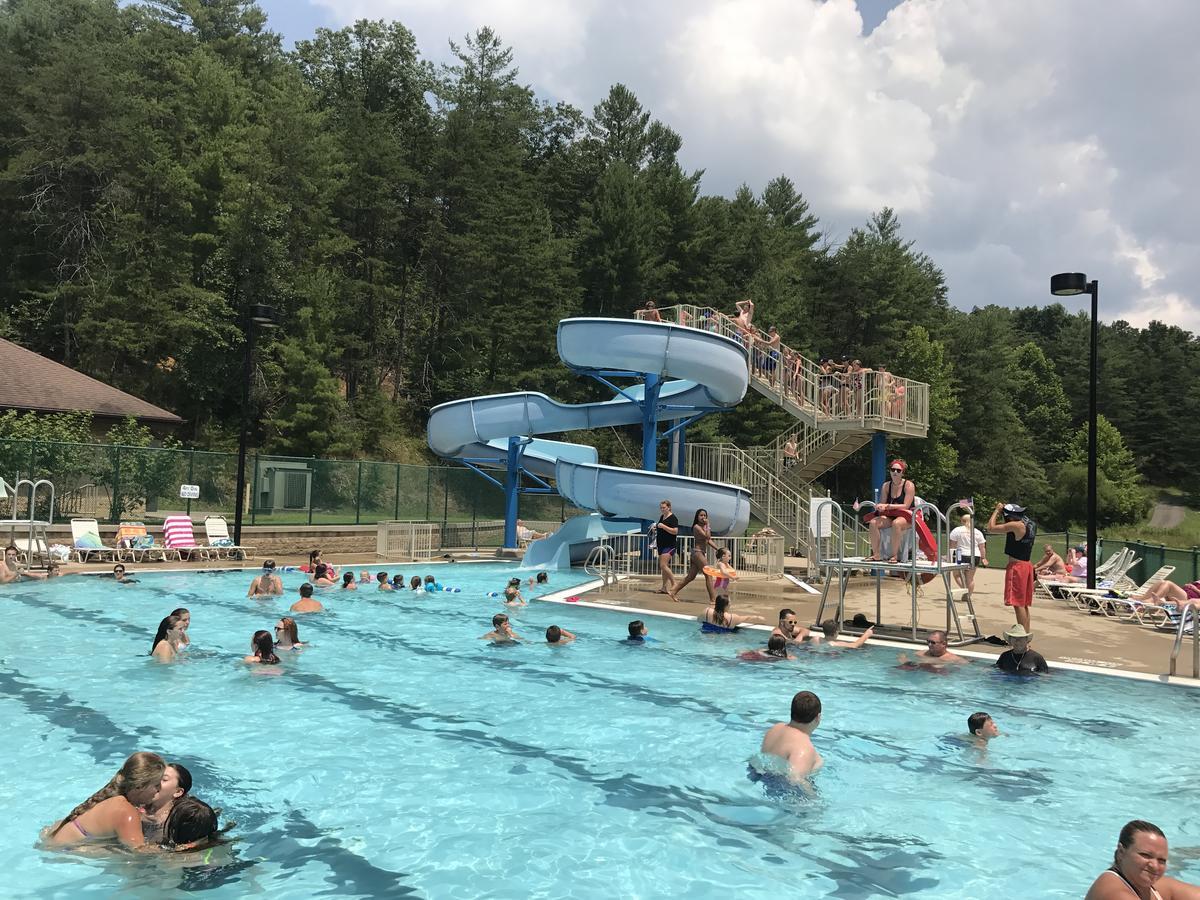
[[257, 461, 312, 513]]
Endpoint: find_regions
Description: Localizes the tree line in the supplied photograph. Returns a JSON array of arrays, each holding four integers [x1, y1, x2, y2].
[[2, 0, 1196, 529]]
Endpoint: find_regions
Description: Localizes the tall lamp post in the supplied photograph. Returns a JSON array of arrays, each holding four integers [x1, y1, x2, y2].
[[1049, 273, 1099, 591], [233, 304, 279, 547]]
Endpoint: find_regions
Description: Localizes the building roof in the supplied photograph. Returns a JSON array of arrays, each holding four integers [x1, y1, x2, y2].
[[0, 338, 183, 424]]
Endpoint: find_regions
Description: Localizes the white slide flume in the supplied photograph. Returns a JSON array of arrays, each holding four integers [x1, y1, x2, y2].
[[426, 318, 753, 564]]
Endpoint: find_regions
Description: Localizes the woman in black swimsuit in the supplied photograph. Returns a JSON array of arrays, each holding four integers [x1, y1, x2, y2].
[[867, 459, 915, 563], [668, 509, 713, 603]]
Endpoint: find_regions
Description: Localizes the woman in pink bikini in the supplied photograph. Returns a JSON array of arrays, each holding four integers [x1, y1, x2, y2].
[[47, 752, 166, 848]]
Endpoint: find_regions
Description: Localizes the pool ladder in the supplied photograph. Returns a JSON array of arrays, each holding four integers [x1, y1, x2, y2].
[[1168, 603, 1199, 678], [584, 545, 616, 585]]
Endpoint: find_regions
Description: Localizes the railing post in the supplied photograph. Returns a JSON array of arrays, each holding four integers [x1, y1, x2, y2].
[[394, 464, 401, 520], [250, 453, 259, 524], [355, 461, 363, 526]]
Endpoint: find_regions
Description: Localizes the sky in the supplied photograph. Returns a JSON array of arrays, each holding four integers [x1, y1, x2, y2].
[[255, 0, 1200, 331]]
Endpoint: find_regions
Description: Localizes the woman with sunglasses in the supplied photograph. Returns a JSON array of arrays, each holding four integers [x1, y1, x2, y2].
[[274, 616, 304, 651], [866, 459, 915, 563], [112, 563, 138, 584]]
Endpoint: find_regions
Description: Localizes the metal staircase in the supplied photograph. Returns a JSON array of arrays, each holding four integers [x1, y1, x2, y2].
[[686, 443, 808, 550], [643, 305, 931, 556]]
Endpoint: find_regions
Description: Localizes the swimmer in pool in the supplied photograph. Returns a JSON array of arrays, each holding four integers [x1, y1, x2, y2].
[[739, 635, 794, 661], [545, 625, 576, 644], [341, 571, 358, 590], [243, 630, 281, 664], [150, 614, 186, 662], [759, 691, 824, 782], [771, 608, 814, 645], [274, 616, 304, 650], [503, 578, 525, 605], [481, 613, 523, 642], [898, 630, 967, 669], [624, 620, 649, 643], [1085, 820, 1200, 900], [112, 563, 138, 583], [247, 560, 283, 597], [48, 752, 166, 848], [813, 619, 874, 649], [702, 595, 763, 630], [170, 607, 191, 647], [310, 563, 337, 587], [967, 712, 1000, 747], [160, 796, 225, 852], [527, 571, 550, 587], [1, 544, 23, 583], [376, 572, 394, 592], [290, 582, 324, 614], [359, 570, 373, 585], [141, 763, 192, 842]]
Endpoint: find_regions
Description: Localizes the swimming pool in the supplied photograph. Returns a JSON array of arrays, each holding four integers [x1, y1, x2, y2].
[[2, 563, 1198, 898]]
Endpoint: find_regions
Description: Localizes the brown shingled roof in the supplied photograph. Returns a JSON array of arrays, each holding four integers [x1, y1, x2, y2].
[[0, 338, 183, 424]]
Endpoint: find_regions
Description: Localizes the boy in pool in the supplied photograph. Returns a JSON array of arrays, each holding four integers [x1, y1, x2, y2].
[[968, 712, 1000, 746], [376, 572, 394, 592], [480, 613, 522, 642], [545, 625, 576, 644], [759, 691, 823, 782]]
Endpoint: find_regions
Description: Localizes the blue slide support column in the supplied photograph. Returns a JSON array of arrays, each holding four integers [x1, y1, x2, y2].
[[641, 374, 662, 472], [503, 436, 523, 549], [870, 432, 887, 502]]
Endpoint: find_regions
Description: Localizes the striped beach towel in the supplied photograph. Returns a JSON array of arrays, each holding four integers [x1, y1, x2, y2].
[[162, 515, 202, 550]]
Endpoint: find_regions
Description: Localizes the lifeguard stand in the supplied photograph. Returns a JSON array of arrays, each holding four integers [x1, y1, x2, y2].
[[0, 476, 56, 569], [812, 498, 983, 646]]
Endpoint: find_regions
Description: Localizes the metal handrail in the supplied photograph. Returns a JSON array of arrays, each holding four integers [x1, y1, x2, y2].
[[584, 544, 615, 584], [1169, 603, 1198, 678]]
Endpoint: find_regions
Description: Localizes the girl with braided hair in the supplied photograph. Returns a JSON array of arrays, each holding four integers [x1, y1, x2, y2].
[[48, 752, 165, 847]]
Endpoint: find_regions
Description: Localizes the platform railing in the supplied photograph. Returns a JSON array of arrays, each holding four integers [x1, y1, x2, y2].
[[637, 304, 929, 436]]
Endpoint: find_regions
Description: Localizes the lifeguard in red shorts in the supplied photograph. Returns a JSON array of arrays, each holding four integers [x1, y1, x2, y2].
[[987, 502, 1037, 632]]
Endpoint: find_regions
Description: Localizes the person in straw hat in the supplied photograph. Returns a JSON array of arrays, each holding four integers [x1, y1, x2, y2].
[[995, 624, 1048, 674]]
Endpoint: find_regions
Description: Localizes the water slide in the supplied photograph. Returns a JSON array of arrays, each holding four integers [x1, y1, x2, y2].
[[426, 318, 753, 567]]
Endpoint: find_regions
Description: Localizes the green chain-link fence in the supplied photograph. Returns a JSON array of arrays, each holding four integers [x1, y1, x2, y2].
[[0, 439, 581, 531]]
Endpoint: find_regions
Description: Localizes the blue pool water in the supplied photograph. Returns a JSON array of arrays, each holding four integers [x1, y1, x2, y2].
[[1, 563, 1198, 898]]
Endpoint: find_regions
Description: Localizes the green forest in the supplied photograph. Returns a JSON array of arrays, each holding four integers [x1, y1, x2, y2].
[[2, 0, 1198, 530]]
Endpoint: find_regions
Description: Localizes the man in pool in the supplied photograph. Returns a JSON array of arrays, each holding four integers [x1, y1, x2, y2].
[[481, 613, 522, 642], [995, 624, 1049, 674], [760, 690, 823, 781], [247, 560, 283, 597], [967, 712, 1000, 745], [813, 619, 874, 649], [545, 625, 576, 644], [771, 608, 813, 645], [113, 563, 138, 584], [897, 630, 967, 669], [290, 582, 324, 614]]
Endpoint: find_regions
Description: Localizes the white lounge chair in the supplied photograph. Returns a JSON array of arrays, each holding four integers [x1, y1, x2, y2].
[[1068, 566, 1175, 614], [70, 518, 117, 563], [162, 515, 210, 561], [203, 516, 254, 560]]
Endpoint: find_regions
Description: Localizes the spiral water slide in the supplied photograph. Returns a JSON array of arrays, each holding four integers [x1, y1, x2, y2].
[[426, 318, 752, 567]]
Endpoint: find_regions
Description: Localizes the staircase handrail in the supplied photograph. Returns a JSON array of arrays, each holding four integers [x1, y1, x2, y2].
[[638, 304, 929, 435]]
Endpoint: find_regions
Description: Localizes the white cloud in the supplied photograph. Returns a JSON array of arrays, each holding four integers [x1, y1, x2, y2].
[[305, 0, 1200, 332]]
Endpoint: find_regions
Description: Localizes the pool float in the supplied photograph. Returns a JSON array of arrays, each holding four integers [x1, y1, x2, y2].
[[702, 566, 737, 580]]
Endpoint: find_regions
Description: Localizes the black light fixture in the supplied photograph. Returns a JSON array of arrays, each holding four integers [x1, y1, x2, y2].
[[1050, 272, 1099, 591], [233, 304, 279, 546]]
